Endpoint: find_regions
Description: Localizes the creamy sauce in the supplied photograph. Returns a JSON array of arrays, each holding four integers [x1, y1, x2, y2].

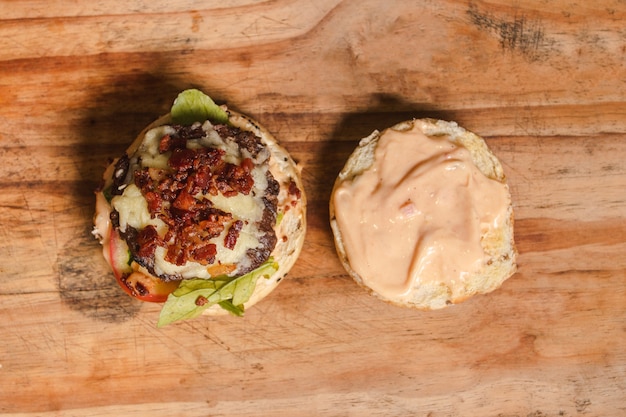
[[333, 123, 510, 299]]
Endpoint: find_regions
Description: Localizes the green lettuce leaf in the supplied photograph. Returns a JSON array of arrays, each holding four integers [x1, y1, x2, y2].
[[217, 300, 245, 317], [157, 259, 278, 327], [170, 88, 229, 125]]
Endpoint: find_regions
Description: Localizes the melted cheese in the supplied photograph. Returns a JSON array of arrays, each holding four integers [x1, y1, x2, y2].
[[112, 123, 272, 279], [111, 184, 167, 234], [137, 125, 176, 170]]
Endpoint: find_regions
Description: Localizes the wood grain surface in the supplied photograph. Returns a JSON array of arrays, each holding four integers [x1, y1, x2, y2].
[[1, 0, 625, 415]]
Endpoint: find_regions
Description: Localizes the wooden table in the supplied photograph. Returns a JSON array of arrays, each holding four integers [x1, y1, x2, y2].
[[1, 1, 625, 415]]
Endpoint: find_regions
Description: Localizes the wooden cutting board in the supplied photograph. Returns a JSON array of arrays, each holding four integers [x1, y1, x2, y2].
[[1, 1, 625, 415]]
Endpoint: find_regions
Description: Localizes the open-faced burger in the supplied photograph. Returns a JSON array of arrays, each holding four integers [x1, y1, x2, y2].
[[93, 89, 306, 326]]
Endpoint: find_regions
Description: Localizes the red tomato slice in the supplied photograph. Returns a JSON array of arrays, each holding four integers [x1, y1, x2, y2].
[[107, 228, 179, 303]]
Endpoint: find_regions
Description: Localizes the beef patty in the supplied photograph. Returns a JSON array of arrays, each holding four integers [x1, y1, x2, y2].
[[108, 121, 279, 282]]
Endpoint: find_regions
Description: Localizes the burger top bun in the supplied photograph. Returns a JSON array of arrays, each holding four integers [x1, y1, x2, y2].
[[329, 119, 516, 310]]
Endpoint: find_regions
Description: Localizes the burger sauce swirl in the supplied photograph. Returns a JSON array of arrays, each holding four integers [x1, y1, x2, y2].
[[332, 123, 510, 300]]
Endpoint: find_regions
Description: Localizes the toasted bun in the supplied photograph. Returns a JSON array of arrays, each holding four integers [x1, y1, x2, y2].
[[329, 119, 516, 310], [94, 109, 306, 316]]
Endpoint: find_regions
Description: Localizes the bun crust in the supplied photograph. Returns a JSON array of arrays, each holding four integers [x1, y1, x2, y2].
[[329, 119, 516, 310], [94, 109, 306, 316]]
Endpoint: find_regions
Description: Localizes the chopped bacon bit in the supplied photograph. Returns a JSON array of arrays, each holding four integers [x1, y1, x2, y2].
[[241, 157, 254, 173], [169, 148, 196, 170], [172, 188, 196, 211], [156, 177, 182, 202], [144, 191, 162, 214], [224, 220, 244, 250], [191, 243, 217, 265], [195, 295, 208, 306], [159, 133, 187, 153], [193, 165, 212, 193], [288, 180, 301, 199], [159, 134, 171, 153], [166, 243, 187, 266], [198, 214, 230, 237], [136, 225, 162, 259], [160, 208, 231, 266]]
